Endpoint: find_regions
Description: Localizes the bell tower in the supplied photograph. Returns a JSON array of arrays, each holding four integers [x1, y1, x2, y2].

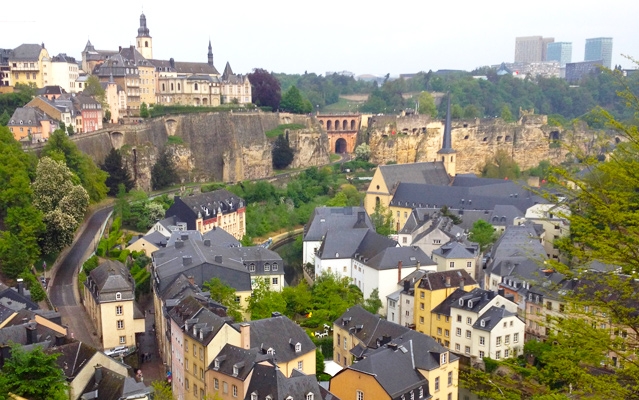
[[136, 12, 153, 59], [438, 94, 457, 177]]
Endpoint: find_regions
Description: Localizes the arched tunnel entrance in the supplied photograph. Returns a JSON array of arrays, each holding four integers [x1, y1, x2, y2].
[[335, 138, 347, 154]]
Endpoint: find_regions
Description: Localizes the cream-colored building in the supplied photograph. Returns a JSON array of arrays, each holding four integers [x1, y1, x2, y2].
[[45, 54, 80, 93], [431, 240, 481, 281], [8, 43, 50, 88], [101, 75, 127, 123], [83, 260, 146, 351]]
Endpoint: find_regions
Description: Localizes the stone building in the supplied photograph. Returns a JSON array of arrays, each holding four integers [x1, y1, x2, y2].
[[83, 260, 145, 352]]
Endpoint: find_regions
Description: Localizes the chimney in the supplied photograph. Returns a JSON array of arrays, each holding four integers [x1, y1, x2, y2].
[[182, 256, 192, 266], [357, 211, 365, 224], [498, 288, 505, 297], [130, 45, 134, 52], [416, 260, 420, 270], [26, 324, 38, 345], [119, 46, 122, 52], [95, 365, 103, 385], [460, 278, 465, 291], [215, 255, 222, 263], [271, 312, 282, 318], [445, 275, 451, 287], [397, 260, 403, 283], [403, 280, 410, 293], [175, 240, 184, 249], [170, 58, 175, 69], [55, 334, 65, 346], [388, 343, 398, 351], [240, 323, 250, 349], [181, 234, 189, 241], [203, 239, 211, 247], [16, 278, 24, 296], [187, 275, 195, 285]]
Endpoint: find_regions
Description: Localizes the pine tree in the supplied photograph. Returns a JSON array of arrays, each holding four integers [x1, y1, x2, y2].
[[101, 148, 134, 196], [272, 134, 294, 169], [151, 149, 179, 190]]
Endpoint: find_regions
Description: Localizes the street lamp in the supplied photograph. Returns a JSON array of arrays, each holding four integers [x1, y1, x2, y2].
[[316, 104, 319, 116], [488, 379, 504, 397]]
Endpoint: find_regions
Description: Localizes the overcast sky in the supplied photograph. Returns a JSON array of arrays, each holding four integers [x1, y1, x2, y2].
[[2, 0, 638, 77]]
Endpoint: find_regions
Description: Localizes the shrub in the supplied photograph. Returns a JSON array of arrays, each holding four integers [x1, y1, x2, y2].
[[483, 357, 499, 373], [118, 249, 130, 263]]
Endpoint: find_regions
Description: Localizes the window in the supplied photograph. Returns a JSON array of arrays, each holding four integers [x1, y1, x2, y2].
[[200, 367, 204, 379], [441, 352, 447, 364], [479, 350, 485, 358], [504, 349, 510, 358], [251, 393, 258, 400], [295, 343, 301, 352], [466, 330, 471, 339], [449, 261, 455, 269], [457, 315, 462, 322], [465, 346, 470, 354], [193, 344, 196, 356], [223, 382, 228, 394], [186, 379, 189, 390], [437, 314, 441, 320], [495, 350, 501, 359], [337, 334, 340, 345], [435, 377, 440, 391], [356, 390, 364, 400], [343, 266, 347, 272], [214, 378, 219, 390], [306, 394, 314, 400], [420, 302, 425, 310], [273, 263, 278, 271], [448, 371, 453, 386], [456, 328, 461, 336], [199, 347, 203, 360], [496, 336, 502, 346], [437, 327, 442, 335], [420, 291, 425, 299], [419, 316, 424, 324], [117, 320, 124, 329], [455, 343, 460, 351], [272, 277, 278, 285], [264, 263, 270, 271], [433, 239, 441, 244], [119, 336, 126, 344], [467, 317, 472, 325], [249, 263, 255, 272], [505, 335, 510, 345], [344, 339, 347, 349], [233, 385, 238, 397], [298, 360, 303, 370], [185, 358, 189, 371], [116, 306, 123, 315], [446, 316, 450, 322], [116, 292, 122, 300], [513, 333, 519, 343], [448, 394, 452, 400], [445, 329, 449, 337], [467, 261, 472, 268], [194, 384, 197, 396]]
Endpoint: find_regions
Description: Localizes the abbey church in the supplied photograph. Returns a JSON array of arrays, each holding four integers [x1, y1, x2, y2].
[[82, 13, 251, 117]]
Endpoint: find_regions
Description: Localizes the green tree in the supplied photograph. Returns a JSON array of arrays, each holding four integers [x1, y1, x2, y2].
[[150, 381, 173, 400], [248, 68, 281, 110], [140, 102, 150, 118], [104, 109, 112, 123], [240, 235, 253, 246], [42, 129, 108, 202], [19, 270, 46, 302], [500, 104, 514, 122], [362, 288, 382, 314], [0, 109, 10, 126], [354, 143, 371, 161], [280, 85, 307, 114], [151, 149, 179, 190], [0, 343, 67, 400], [272, 134, 294, 170], [309, 271, 363, 325], [32, 157, 89, 255], [469, 219, 498, 252], [316, 348, 325, 377], [417, 91, 437, 117], [247, 278, 287, 320], [101, 148, 134, 196], [370, 201, 393, 236], [481, 149, 520, 179], [83, 75, 106, 108], [203, 277, 243, 322], [282, 280, 312, 317]]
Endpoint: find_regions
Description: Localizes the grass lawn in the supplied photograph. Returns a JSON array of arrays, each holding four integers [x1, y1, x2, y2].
[[322, 97, 365, 113], [329, 154, 341, 162], [265, 124, 306, 139], [34, 252, 59, 273]]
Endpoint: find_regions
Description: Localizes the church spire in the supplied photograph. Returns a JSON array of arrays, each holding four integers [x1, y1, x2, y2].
[[208, 39, 214, 67], [137, 13, 150, 37], [438, 94, 455, 154]]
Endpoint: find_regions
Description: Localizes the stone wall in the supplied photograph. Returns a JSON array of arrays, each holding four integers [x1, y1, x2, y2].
[[367, 114, 574, 173]]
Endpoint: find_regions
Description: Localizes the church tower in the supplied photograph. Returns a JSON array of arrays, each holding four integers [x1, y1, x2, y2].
[[208, 39, 214, 67], [437, 94, 456, 177], [136, 13, 153, 59]]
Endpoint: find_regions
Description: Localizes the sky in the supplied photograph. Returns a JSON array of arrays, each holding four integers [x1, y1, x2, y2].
[[2, 0, 638, 77]]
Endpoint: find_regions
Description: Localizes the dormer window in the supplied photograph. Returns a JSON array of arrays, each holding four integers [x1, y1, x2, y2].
[[272, 263, 278, 271], [249, 263, 255, 272], [267, 348, 275, 355], [116, 292, 122, 300], [468, 300, 473, 308], [459, 299, 464, 306], [306, 393, 314, 400], [440, 352, 447, 364], [295, 343, 301, 353], [480, 320, 485, 327], [264, 263, 270, 272], [233, 365, 239, 376], [214, 359, 220, 369], [251, 393, 258, 400]]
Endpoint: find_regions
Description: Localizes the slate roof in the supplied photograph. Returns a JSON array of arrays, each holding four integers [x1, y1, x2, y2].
[[8, 107, 53, 127], [366, 246, 435, 271], [86, 260, 135, 303], [450, 288, 497, 313], [203, 227, 241, 248], [431, 288, 469, 316], [472, 306, 519, 332], [231, 246, 282, 276], [47, 341, 99, 379], [128, 230, 167, 247], [80, 366, 151, 400], [11, 44, 44, 61], [0, 319, 60, 349], [51, 53, 76, 63], [304, 207, 373, 242], [174, 61, 220, 75], [0, 287, 39, 311], [168, 295, 230, 334], [438, 94, 455, 155], [183, 305, 232, 346], [209, 344, 262, 380], [432, 241, 478, 260], [245, 363, 323, 400], [318, 228, 397, 262], [487, 224, 548, 277], [490, 205, 524, 226], [242, 314, 316, 364], [377, 161, 451, 190], [416, 270, 476, 291], [165, 190, 245, 231], [335, 305, 409, 349], [118, 46, 153, 67], [0, 304, 15, 325], [37, 85, 66, 95]]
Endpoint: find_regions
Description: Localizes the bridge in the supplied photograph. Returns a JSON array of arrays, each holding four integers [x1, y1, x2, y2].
[[316, 113, 361, 154]]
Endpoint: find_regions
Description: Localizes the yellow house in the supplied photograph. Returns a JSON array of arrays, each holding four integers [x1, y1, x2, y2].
[[207, 343, 258, 400], [126, 231, 166, 256], [413, 270, 478, 345], [9, 44, 50, 88], [83, 260, 146, 351], [431, 241, 481, 281], [330, 329, 458, 400]]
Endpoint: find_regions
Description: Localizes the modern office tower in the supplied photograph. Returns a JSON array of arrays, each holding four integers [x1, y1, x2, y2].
[[515, 36, 555, 63], [585, 37, 613, 69], [565, 60, 601, 83], [547, 42, 572, 66]]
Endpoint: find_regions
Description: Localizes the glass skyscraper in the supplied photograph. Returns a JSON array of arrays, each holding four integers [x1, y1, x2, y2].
[[584, 37, 613, 69], [546, 42, 572, 66]]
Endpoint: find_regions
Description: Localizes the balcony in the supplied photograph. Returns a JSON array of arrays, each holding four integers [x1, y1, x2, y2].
[[11, 64, 39, 71]]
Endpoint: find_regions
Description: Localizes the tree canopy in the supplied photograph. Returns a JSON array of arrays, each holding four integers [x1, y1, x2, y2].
[[280, 85, 312, 114], [272, 134, 294, 170], [469, 219, 498, 252], [151, 148, 179, 190], [248, 68, 281, 110], [203, 277, 243, 322], [101, 148, 134, 196]]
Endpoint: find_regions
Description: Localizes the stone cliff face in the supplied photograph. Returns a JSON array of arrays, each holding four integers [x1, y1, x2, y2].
[[368, 114, 574, 173], [26, 111, 330, 192]]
